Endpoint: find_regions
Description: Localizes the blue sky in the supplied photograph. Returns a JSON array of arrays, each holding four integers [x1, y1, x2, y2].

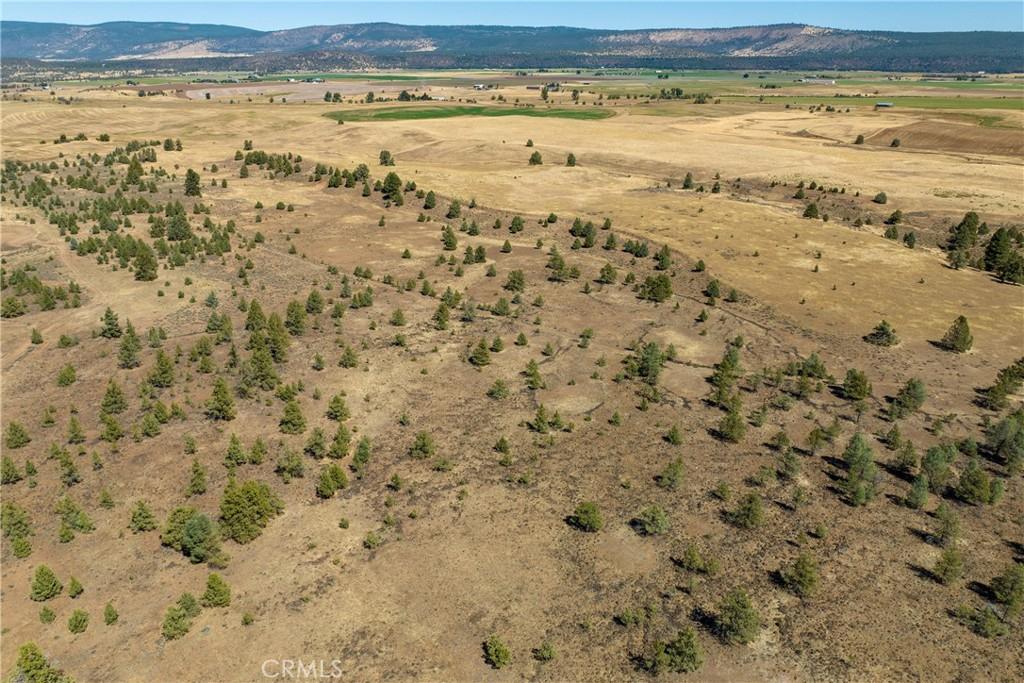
[[2, 1, 1022, 32]]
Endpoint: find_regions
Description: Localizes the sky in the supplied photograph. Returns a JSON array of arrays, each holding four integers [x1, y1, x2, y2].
[[2, 1, 1022, 32]]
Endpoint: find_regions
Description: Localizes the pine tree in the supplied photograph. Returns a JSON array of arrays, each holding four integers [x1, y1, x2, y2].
[[279, 399, 306, 434], [129, 500, 157, 532], [184, 169, 202, 196], [469, 339, 492, 367], [30, 565, 63, 601], [188, 459, 207, 496], [1, 456, 23, 484], [117, 322, 142, 368], [101, 380, 128, 414], [716, 589, 761, 644], [326, 394, 350, 421], [218, 478, 283, 544], [718, 398, 746, 443], [104, 602, 119, 625], [205, 378, 236, 421], [842, 433, 878, 506], [148, 350, 175, 388], [864, 320, 899, 347], [842, 369, 872, 401], [223, 434, 247, 467], [4, 421, 31, 449], [100, 307, 122, 338], [201, 573, 231, 607], [66, 416, 85, 444], [941, 315, 973, 353]]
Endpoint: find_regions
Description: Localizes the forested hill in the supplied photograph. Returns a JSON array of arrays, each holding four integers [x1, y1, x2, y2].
[[2, 20, 1021, 72]]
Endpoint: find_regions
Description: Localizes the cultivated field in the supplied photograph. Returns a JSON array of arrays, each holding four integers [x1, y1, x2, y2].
[[1, 70, 1022, 682]]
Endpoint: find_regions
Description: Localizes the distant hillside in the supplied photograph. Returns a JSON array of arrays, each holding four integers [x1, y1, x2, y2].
[[1, 20, 1021, 72]]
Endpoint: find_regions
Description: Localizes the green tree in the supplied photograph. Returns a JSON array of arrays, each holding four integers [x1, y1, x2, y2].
[[483, 635, 511, 669], [941, 315, 973, 353], [184, 168, 202, 196], [571, 502, 603, 532], [30, 565, 62, 601], [729, 493, 763, 529], [149, 350, 175, 388], [219, 478, 283, 544], [646, 628, 703, 675], [889, 378, 926, 420], [118, 322, 142, 368], [934, 546, 964, 584], [100, 307, 122, 338], [4, 421, 31, 449], [279, 399, 306, 434], [780, 553, 819, 597], [205, 378, 236, 421], [842, 369, 872, 401], [528, 151, 543, 165], [201, 573, 231, 607], [991, 562, 1024, 619], [864, 320, 899, 346], [717, 589, 761, 644], [67, 609, 89, 634], [129, 500, 157, 533]]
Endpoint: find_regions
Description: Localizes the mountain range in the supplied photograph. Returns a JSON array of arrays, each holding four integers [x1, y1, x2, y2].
[[2, 20, 1021, 72]]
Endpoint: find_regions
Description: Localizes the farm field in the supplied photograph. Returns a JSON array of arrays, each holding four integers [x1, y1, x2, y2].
[[1, 68, 1023, 682]]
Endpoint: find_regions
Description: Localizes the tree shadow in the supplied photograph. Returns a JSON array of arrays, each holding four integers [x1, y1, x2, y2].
[[879, 461, 914, 484], [968, 580, 996, 602], [907, 561, 939, 584]]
